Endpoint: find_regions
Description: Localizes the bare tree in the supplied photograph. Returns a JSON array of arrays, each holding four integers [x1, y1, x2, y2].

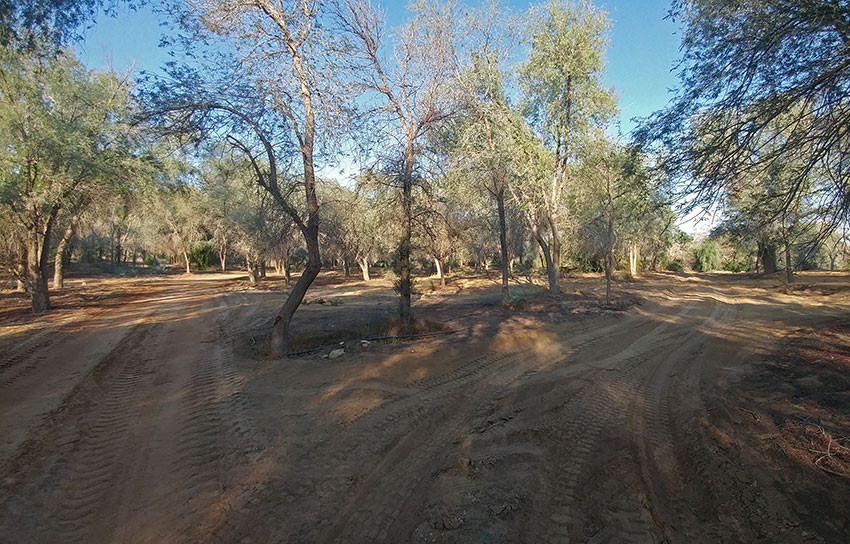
[[335, 0, 458, 329]]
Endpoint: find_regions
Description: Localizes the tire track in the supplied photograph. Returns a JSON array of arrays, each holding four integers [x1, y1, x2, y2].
[[48, 319, 165, 542], [324, 350, 544, 544], [627, 299, 735, 543]]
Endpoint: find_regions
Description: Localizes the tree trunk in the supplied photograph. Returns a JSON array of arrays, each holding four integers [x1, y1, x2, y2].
[[533, 229, 555, 295], [284, 259, 292, 286], [496, 187, 510, 308], [183, 250, 191, 274], [53, 222, 75, 289], [628, 242, 638, 278], [606, 213, 615, 306], [434, 257, 445, 287], [270, 229, 320, 356], [830, 255, 836, 271], [343, 259, 351, 277], [358, 257, 370, 281], [261, 261, 267, 278], [784, 239, 794, 284], [219, 239, 227, 272], [27, 234, 50, 312], [545, 214, 560, 295], [398, 141, 415, 330], [246, 255, 260, 285], [759, 241, 777, 274], [268, 100, 323, 356]]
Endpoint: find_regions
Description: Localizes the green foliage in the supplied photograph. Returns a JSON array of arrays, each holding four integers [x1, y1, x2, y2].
[[722, 259, 750, 273], [191, 241, 213, 271], [666, 260, 684, 273], [144, 254, 158, 267], [693, 241, 721, 272], [638, 0, 850, 240]]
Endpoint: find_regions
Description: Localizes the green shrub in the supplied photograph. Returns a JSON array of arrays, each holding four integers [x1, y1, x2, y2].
[[144, 254, 157, 267], [722, 259, 750, 272], [191, 241, 213, 271], [693, 241, 721, 272], [666, 260, 684, 272]]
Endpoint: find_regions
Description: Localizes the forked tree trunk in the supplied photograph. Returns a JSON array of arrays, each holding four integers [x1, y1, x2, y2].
[[496, 187, 510, 308], [53, 222, 75, 289], [533, 228, 556, 296], [27, 235, 50, 312], [358, 257, 370, 281]]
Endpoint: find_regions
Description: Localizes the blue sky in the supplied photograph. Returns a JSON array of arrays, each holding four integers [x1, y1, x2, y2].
[[77, 0, 683, 137], [77, 1, 710, 232]]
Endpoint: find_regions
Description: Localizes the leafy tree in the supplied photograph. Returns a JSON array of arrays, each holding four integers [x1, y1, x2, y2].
[[0, 0, 117, 47], [200, 149, 295, 283], [445, 0, 518, 305], [320, 179, 388, 281], [693, 239, 721, 272], [637, 0, 850, 240], [519, 0, 616, 295], [0, 43, 139, 310], [575, 141, 658, 304]]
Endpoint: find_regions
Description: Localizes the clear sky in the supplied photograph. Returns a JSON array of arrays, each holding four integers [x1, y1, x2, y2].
[[77, 0, 683, 138], [76, 1, 711, 232]]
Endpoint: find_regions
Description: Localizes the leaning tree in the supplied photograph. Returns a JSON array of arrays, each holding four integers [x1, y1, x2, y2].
[[146, 0, 354, 355]]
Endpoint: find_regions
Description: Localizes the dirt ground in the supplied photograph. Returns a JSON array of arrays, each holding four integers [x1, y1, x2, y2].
[[1, 269, 849, 543]]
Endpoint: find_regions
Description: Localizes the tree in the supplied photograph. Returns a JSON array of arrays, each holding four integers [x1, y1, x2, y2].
[[693, 239, 721, 272], [637, 0, 850, 241], [336, 0, 459, 329], [321, 179, 387, 282], [0, 43, 138, 311], [0, 0, 116, 47], [445, 0, 517, 306], [519, 0, 616, 295], [576, 142, 656, 304], [147, 0, 351, 355], [200, 149, 295, 283]]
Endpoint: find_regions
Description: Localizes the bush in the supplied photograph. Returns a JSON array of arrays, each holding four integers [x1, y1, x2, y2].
[[144, 254, 158, 267], [722, 259, 750, 272], [191, 241, 213, 270], [693, 241, 721, 272], [666, 260, 684, 272]]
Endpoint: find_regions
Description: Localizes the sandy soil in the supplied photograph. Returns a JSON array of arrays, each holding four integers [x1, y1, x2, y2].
[[0, 270, 848, 543]]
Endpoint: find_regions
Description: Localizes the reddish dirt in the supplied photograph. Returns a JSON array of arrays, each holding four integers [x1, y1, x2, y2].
[[0, 270, 848, 543]]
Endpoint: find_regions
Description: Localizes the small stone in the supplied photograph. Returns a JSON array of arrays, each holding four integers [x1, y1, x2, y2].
[[329, 348, 345, 359]]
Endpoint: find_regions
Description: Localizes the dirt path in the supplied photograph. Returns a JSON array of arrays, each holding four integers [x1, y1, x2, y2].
[[0, 272, 848, 543]]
